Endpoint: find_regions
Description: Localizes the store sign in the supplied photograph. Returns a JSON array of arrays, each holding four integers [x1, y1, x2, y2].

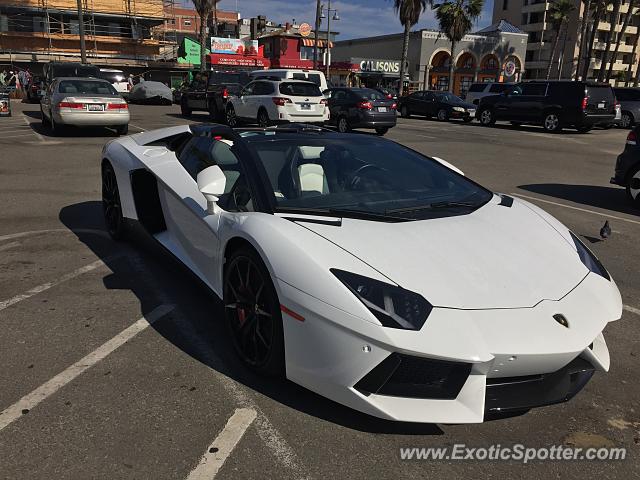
[[177, 37, 209, 65], [211, 37, 259, 56], [354, 58, 401, 74], [299, 22, 312, 37], [210, 54, 267, 67], [504, 60, 517, 77]]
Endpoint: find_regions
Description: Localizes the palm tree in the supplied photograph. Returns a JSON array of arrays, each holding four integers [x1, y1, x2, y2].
[[583, 0, 608, 79], [605, 0, 637, 82], [576, 0, 592, 79], [597, 0, 621, 81], [546, 0, 576, 80], [392, 0, 429, 96], [433, 0, 484, 93], [191, 0, 221, 72]]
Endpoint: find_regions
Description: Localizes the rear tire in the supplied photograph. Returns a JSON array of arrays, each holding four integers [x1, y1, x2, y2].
[[40, 105, 49, 126], [375, 127, 389, 135], [337, 116, 350, 133], [621, 111, 634, 129], [400, 105, 411, 118], [224, 246, 285, 376], [436, 109, 449, 121], [102, 162, 127, 241], [543, 111, 562, 133], [115, 124, 128, 136], [626, 164, 640, 207], [257, 108, 270, 128]]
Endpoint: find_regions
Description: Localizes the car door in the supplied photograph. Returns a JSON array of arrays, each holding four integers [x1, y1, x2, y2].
[[327, 89, 348, 125], [406, 92, 426, 115], [234, 82, 256, 119], [493, 84, 523, 120], [153, 135, 256, 293], [516, 82, 547, 122], [422, 92, 438, 116]]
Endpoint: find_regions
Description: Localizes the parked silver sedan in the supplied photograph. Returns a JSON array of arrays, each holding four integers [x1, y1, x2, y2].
[[40, 77, 130, 135]]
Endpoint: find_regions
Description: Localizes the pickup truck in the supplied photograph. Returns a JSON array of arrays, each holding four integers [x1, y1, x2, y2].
[[180, 70, 250, 121]]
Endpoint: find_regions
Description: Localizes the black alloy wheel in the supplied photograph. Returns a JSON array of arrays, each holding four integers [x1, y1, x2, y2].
[[337, 116, 350, 133], [102, 163, 126, 240], [224, 248, 284, 375]]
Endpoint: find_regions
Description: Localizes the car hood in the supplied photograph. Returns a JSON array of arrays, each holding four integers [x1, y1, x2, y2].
[[301, 197, 587, 310]]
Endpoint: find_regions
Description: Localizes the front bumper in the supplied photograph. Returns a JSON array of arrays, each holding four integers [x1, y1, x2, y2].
[[278, 272, 621, 423]]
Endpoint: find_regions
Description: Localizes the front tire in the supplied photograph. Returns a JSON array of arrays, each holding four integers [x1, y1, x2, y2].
[[479, 108, 495, 126], [375, 126, 389, 135], [102, 163, 126, 240], [337, 116, 350, 133], [436, 108, 449, 121], [226, 105, 238, 127], [224, 247, 285, 376], [115, 124, 128, 136], [543, 111, 562, 133], [180, 98, 192, 116]]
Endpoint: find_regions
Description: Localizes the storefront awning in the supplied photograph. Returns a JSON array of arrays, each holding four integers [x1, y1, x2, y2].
[[302, 38, 334, 48]]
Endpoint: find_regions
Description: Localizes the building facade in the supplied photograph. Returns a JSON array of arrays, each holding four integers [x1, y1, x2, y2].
[[0, 0, 167, 67], [495, 0, 640, 81], [331, 23, 528, 97]]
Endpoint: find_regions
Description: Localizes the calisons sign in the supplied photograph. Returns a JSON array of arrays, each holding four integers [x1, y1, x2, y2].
[[354, 58, 401, 74]]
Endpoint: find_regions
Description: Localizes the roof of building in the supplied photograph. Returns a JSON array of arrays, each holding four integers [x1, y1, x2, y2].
[[475, 19, 526, 35]]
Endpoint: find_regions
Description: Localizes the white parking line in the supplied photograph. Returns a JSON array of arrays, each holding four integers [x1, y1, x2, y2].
[[624, 305, 640, 316], [187, 408, 257, 480], [0, 228, 109, 243], [511, 192, 640, 226], [128, 123, 146, 132], [22, 114, 45, 142], [0, 241, 20, 252], [0, 258, 112, 312], [0, 304, 174, 432]]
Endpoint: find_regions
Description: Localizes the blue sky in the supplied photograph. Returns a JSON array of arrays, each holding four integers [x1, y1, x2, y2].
[[180, 1, 494, 40]]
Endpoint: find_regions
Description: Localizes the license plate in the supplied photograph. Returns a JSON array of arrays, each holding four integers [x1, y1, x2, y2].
[[301, 103, 311, 110], [598, 102, 605, 109], [88, 104, 104, 111], [378, 107, 387, 113]]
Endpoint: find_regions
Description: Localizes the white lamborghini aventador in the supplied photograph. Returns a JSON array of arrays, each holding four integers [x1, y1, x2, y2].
[[101, 123, 622, 424]]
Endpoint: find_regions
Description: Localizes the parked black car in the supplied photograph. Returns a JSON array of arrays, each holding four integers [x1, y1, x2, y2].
[[26, 75, 44, 103], [476, 81, 616, 133], [397, 90, 476, 122], [611, 126, 640, 206], [181, 70, 250, 121], [324, 87, 397, 135]]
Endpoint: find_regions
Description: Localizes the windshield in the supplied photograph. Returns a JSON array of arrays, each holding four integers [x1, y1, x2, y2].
[[58, 80, 118, 95], [279, 82, 322, 97], [353, 88, 387, 100], [246, 136, 492, 220]]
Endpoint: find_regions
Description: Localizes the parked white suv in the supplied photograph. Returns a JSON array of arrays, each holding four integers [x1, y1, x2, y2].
[[465, 82, 514, 105], [225, 79, 329, 127], [249, 69, 329, 92]]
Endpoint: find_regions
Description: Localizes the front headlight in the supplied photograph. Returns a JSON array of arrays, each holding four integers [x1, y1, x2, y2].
[[331, 269, 432, 330], [570, 232, 610, 281], [453, 106, 465, 112]]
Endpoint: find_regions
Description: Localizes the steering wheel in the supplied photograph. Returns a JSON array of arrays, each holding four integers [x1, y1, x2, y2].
[[348, 164, 386, 190]]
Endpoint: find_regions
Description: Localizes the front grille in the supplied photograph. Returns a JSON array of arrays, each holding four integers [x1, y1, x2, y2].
[[354, 353, 471, 399]]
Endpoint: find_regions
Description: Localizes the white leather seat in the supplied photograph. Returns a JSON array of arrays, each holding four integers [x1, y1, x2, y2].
[[298, 163, 329, 195]]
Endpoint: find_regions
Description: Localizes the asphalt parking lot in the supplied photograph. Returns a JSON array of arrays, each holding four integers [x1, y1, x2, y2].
[[1, 101, 639, 479]]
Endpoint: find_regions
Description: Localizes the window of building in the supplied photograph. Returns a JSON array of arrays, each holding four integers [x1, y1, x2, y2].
[[300, 45, 315, 60], [184, 20, 192, 27], [436, 76, 449, 91]]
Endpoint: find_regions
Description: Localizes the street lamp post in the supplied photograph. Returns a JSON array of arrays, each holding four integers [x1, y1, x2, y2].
[[320, 2, 339, 80], [76, 0, 87, 64]]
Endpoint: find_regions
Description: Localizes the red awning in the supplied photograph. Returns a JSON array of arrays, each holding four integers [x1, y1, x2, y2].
[[302, 38, 334, 48]]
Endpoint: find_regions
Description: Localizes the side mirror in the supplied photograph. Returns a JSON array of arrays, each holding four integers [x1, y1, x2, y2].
[[197, 165, 227, 214]]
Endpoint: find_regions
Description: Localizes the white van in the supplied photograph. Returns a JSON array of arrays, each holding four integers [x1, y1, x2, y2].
[[249, 69, 328, 92]]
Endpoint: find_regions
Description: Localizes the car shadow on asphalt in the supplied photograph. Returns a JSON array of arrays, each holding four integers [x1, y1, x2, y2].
[[59, 200, 445, 435], [518, 184, 639, 217], [22, 107, 123, 138]]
